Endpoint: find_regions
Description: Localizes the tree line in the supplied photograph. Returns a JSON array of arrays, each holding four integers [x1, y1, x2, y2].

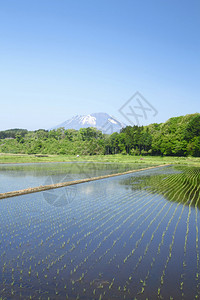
[[0, 113, 199, 157]]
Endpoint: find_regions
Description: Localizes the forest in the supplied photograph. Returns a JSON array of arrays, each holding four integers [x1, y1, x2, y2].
[[0, 113, 199, 157]]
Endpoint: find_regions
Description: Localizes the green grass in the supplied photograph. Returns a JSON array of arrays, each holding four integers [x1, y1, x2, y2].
[[0, 153, 200, 166]]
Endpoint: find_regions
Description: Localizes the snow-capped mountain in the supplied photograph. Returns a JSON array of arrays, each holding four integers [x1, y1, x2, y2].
[[51, 113, 125, 134]]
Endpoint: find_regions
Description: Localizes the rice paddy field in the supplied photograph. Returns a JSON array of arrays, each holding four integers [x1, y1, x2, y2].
[[0, 162, 200, 299]]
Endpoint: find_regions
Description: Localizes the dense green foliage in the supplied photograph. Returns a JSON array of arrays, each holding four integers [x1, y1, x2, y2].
[[0, 128, 28, 139], [0, 113, 199, 156]]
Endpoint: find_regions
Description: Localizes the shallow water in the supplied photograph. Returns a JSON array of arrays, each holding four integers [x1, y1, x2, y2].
[[0, 162, 150, 193], [0, 164, 199, 299]]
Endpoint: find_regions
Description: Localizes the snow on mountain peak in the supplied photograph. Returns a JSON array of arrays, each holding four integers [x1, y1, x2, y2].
[[80, 115, 96, 126], [108, 118, 118, 125], [51, 112, 125, 133]]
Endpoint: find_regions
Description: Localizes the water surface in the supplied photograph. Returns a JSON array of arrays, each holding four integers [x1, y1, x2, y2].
[[0, 162, 151, 193], [0, 164, 199, 299]]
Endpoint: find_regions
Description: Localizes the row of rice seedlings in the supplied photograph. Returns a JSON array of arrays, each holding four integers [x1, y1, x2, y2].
[[76, 188, 147, 249], [0, 206, 100, 296], [33, 190, 127, 278], [65, 189, 151, 279], [49, 191, 139, 283], [194, 168, 200, 298], [156, 170, 189, 254], [2, 168, 196, 299], [181, 168, 200, 299], [129, 169, 183, 271], [0, 189, 115, 297], [0, 199, 159, 296], [0, 197, 76, 257], [137, 201, 183, 296], [124, 200, 173, 295], [142, 167, 182, 199], [123, 197, 168, 265], [63, 188, 141, 248], [131, 173, 181, 239], [195, 194, 200, 299], [136, 169, 193, 297], [6, 180, 111, 237], [179, 169, 198, 297], [40, 189, 118, 246], [0, 200, 42, 284], [183, 169, 198, 255], [82, 190, 149, 249], [68, 193, 157, 294], [31, 189, 139, 296], [53, 189, 150, 296], [0, 202, 79, 270], [128, 192, 164, 239], [54, 190, 129, 244], [157, 169, 198, 299], [2, 180, 107, 296], [3, 194, 57, 230], [63, 189, 152, 296], [84, 189, 164, 268], [65, 188, 158, 272], [158, 170, 196, 292], [90, 190, 163, 272], [0, 175, 144, 245], [157, 205, 187, 299], [41, 186, 162, 296], [0, 188, 123, 262]]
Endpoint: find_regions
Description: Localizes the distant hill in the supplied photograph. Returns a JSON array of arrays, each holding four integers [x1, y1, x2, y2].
[[51, 112, 125, 134], [0, 128, 28, 139], [0, 112, 199, 157]]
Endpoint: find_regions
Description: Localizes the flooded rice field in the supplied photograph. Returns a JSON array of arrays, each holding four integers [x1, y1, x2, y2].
[[0, 163, 199, 299]]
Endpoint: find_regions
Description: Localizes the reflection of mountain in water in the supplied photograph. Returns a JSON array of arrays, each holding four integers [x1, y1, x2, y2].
[[121, 166, 200, 209]]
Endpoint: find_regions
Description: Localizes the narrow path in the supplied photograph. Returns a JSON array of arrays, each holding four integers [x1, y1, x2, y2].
[[0, 164, 171, 200]]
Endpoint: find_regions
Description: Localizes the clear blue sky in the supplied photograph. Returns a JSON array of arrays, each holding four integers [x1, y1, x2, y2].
[[0, 0, 199, 130]]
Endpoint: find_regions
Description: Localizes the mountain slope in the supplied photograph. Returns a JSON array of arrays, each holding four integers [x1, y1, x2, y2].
[[51, 113, 125, 134]]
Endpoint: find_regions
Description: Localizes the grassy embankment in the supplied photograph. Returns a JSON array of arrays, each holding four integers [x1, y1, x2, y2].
[[0, 153, 200, 166]]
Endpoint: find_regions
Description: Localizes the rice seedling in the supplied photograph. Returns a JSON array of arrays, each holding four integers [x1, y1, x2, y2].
[[155, 168, 199, 298], [0, 164, 199, 299], [122, 201, 172, 294], [91, 192, 161, 268], [131, 167, 199, 298], [123, 198, 166, 265], [195, 196, 200, 298], [67, 190, 149, 272]]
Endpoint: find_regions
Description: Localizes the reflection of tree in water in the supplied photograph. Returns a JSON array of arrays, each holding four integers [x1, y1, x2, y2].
[[0, 162, 148, 178], [121, 166, 200, 209]]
